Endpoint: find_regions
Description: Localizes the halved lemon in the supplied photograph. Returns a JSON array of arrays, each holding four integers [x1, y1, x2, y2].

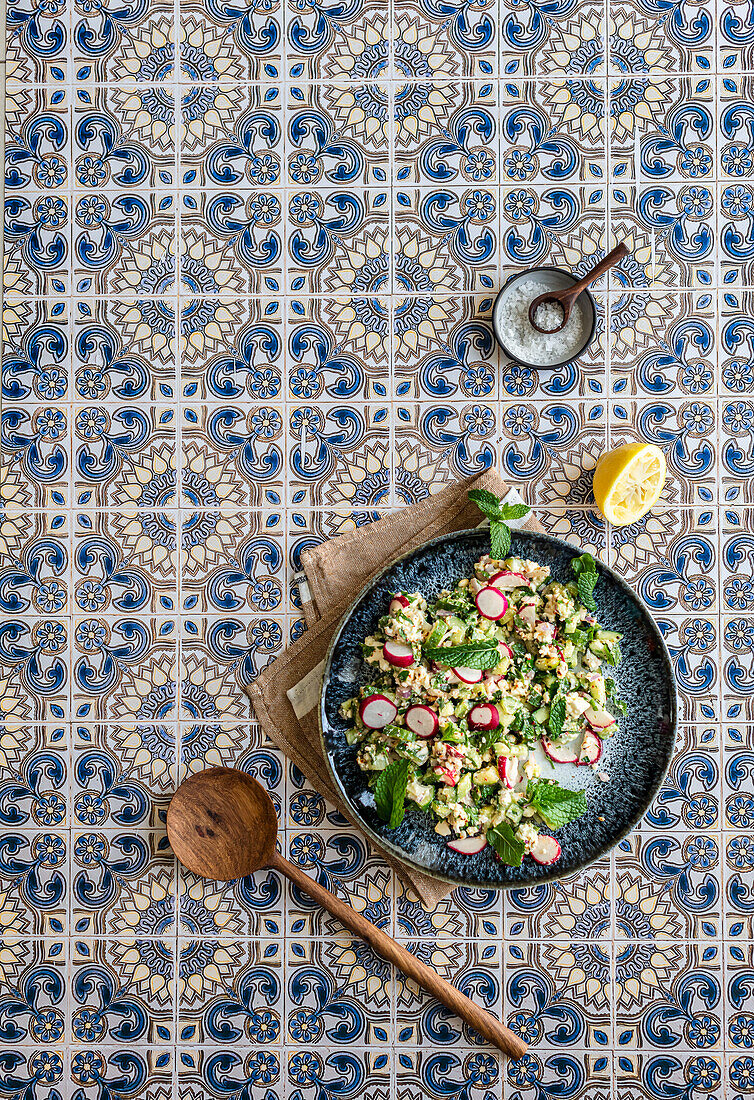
[[592, 442, 666, 526]]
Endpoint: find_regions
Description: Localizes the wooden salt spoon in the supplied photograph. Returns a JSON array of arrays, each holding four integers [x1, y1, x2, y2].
[[167, 766, 527, 1060], [528, 241, 629, 334]]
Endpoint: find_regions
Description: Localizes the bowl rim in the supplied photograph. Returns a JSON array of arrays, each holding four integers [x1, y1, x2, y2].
[[492, 265, 598, 371], [318, 525, 679, 891]]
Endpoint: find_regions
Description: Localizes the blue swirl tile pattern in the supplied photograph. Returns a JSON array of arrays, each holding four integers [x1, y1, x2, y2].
[[0, 1, 748, 1097]]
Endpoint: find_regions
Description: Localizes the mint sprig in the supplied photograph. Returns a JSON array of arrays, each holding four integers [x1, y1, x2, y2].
[[374, 760, 410, 829], [528, 779, 587, 829], [423, 641, 500, 670], [487, 822, 525, 866], [548, 694, 566, 739], [571, 552, 599, 611], [468, 490, 531, 560]]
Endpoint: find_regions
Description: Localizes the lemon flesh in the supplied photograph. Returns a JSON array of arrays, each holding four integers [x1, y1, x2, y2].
[[592, 443, 667, 526]]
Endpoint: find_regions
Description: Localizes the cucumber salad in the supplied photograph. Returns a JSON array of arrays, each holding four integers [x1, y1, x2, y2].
[[340, 491, 626, 869]]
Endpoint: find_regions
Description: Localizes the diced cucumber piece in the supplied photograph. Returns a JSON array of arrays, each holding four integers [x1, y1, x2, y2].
[[533, 705, 549, 725], [424, 621, 447, 649], [457, 773, 472, 801], [473, 765, 500, 785], [506, 801, 523, 825]]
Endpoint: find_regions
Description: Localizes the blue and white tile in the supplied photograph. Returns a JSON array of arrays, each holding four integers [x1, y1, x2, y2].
[[610, 185, 715, 289], [719, 291, 754, 396], [499, 400, 606, 508], [180, 83, 282, 190], [0, 937, 67, 1045], [178, 937, 281, 1045], [506, 940, 613, 1049], [285, 82, 389, 189], [392, 403, 496, 501], [609, 508, 718, 615], [287, 936, 392, 1044], [609, 292, 716, 398], [287, 296, 390, 403], [499, 1, 604, 77], [615, 831, 722, 940], [721, 397, 754, 502], [71, 936, 175, 1045], [396, 939, 500, 1047]]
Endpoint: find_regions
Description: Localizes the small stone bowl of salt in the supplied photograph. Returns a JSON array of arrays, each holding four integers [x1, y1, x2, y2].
[[492, 267, 597, 369]]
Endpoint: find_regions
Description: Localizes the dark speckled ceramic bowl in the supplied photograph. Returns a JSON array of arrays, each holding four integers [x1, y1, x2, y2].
[[319, 528, 677, 890]]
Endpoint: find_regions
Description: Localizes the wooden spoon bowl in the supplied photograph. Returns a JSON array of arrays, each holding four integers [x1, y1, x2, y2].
[[167, 767, 528, 1060], [528, 241, 629, 333]]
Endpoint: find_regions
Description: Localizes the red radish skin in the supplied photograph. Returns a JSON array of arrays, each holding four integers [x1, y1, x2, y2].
[[578, 730, 602, 765], [452, 666, 483, 685], [468, 704, 500, 731], [389, 594, 410, 614], [446, 835, 488, 855], [531, 834, 561, 865], [497, 756, 519, 788], [498, 642, 514, 659], [489, 571, 529, 591], [359, 694, 398, 729], [584, 706, 616, 731], [475, 586, 509, 620], [405, 704, 439, 740], [541, 738, 579, 765], [518, 603, 536, 627], [383, 641, 414, 668]]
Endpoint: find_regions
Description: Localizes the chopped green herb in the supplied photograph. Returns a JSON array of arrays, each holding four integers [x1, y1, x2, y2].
[[487, 821, 526, 866], [528, 779, 587, 829], [374, 760, 410, 829]]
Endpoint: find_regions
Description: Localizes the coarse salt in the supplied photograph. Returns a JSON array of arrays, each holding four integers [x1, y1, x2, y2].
[[496, 276, 587, 365]]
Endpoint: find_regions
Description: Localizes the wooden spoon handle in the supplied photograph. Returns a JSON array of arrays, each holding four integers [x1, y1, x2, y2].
[[569, 241, 629, 295], [271, 851, 527, 1059]]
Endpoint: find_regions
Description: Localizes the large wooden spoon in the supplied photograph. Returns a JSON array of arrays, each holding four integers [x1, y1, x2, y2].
[[167, 767, 527, 1060], [528, 241, 630, 333]]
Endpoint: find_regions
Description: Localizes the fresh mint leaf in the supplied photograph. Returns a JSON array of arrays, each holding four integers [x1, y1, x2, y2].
[[498, 503, 531, 522], [571, 552, 598, 611], [468, 488, 504, 517], [468, 491, 531, 562], [490, 519, 511, 559], [528, 779, 588, 829], [548, 694, 566, 739], [487, 821, 525, 866], [424, 641, 500, 670], [374, 760, 410, 829]]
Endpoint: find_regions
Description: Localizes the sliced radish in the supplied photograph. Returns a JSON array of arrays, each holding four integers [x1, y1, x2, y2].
[[497, 755, 519, 788], [359, 694, 398, 729], [452, 665, 483, 685], [446, 835, 488, 855], [405, 704, 439, 739], [531, 834, 561, 865], [489, 570, 529, 591], [389, 594, 410, 614], [584, 706, 616, 731], [383, 641, 414, 668], [578, 730, 602, 766], [475, 586, 509, 620], [498, 642, 514, 659], [518, 603, 536, 627], [468, 703, 500, 731], [541, 738, 579, 765]]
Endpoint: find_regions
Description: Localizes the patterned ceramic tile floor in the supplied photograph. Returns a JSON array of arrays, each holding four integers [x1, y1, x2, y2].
[[1, 0, 753, 1097]]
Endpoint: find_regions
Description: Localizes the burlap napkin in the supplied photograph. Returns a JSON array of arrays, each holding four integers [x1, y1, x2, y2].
[[245, 469, 544, 909]]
